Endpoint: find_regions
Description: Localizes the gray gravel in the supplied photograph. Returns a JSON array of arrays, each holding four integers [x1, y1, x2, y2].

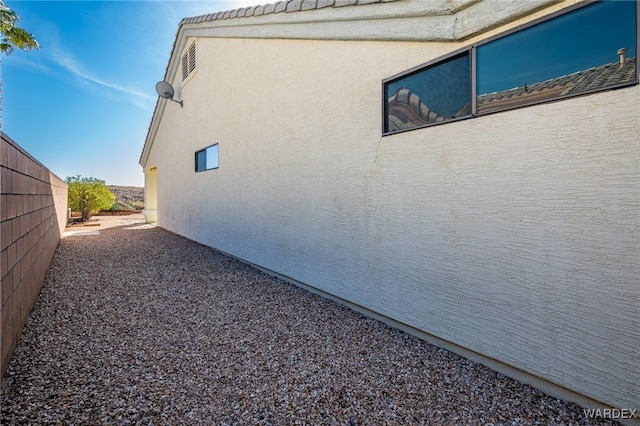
[[1, 216, 617, 425]]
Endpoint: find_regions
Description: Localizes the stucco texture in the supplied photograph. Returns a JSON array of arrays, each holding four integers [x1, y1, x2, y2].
[[144, 36, 639, 411]]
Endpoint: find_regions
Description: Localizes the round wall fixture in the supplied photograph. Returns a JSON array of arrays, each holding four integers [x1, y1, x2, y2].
[[155, 81, 183, 107]]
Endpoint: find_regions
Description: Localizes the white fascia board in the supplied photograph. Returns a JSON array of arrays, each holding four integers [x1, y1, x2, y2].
[[139, 97, 165, 168]]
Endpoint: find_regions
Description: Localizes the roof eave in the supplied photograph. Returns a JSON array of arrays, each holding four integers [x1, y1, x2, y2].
[[140, 0, 561, 168]]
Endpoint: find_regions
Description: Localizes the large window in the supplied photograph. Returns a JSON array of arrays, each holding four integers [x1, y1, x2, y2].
[[383, 0, 637, 135], [476, 0, 637, 114], [195, 144, 219, 172]]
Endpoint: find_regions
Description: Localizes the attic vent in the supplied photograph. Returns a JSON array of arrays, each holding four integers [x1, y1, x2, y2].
[[181, 41, 196, 81], [181, 54, 189, 80], [188, 42, 196, 74]]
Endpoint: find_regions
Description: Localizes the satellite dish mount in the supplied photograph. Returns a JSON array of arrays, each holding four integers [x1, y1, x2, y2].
[[155, 81, 183, 107]]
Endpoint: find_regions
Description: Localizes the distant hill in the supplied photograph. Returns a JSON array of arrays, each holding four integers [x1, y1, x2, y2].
[[108, 186, 144, 210]]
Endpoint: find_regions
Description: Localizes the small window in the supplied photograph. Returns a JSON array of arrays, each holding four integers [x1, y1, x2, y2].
[[181, 41, 197, 81], [195, 144, 219, 172], [384, 52, 471, 133]]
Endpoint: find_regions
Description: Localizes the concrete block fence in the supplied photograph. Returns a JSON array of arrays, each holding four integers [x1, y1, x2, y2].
[[1, 132, 68, 376]]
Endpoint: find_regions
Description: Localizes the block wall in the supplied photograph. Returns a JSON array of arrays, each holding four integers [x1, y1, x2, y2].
[[0, 132, 68, 377]]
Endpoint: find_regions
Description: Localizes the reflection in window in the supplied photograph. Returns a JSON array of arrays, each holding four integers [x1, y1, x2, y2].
[[476, 1, 637, 114], [384, 53, 471, 133], [382, 1, 637, 134], [195, 144, 219, 172]]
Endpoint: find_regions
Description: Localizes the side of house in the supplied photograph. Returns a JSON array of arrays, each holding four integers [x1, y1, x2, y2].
[[140, 0, 639, 414]]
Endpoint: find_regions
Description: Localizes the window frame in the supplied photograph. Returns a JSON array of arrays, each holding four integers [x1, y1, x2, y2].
[[195, 143, 219, 172], [382, 0, 639, 136]]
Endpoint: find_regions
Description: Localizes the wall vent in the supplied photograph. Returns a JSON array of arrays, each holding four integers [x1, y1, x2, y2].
[[181, 41, 196, 81]]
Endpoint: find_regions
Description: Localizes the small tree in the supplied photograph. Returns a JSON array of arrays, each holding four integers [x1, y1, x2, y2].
[[66, 176, 115, 221], [0, 1, 39, 55], [1, 1, 39, 128]]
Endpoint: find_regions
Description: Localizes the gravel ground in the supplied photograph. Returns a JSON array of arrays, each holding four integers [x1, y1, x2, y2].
[[1, 216, 618, 425]]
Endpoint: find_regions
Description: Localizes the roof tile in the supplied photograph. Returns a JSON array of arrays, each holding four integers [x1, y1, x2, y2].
[[274, 1, 288, 13], [179, 0, 399, 25], [287, 0, 304, 12], [335, 0, 358, 6], [476, 58, 636, 111], [301, 0, 318, 10], [315, 0, 335, 8]]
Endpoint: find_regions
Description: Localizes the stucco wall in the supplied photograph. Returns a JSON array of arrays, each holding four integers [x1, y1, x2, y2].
[[1, 133, 68, 376], [144, 29, 639, 412]]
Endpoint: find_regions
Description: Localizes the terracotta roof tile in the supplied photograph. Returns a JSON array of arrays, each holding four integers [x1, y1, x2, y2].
[[477, 58, 636, 113]]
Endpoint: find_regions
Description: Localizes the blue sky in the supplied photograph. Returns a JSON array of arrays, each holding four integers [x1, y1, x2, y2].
[[2, 0, 256, 187]]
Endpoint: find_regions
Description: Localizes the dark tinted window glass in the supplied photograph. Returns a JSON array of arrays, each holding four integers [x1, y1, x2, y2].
[[476, 1, 637, 114], [385, 53, 471, 133], [195, 150, 206, 172]]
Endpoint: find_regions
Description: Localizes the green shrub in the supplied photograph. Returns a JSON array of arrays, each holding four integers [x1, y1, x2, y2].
[[66, 175, 115, 221], [107, 201, 133, 212]]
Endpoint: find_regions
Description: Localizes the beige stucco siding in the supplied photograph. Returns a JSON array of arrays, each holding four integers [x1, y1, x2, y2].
[[146, 35, 639, 411]]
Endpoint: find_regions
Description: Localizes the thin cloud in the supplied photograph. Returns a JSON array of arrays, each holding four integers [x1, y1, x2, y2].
[[50, 43, 155, 108], [2, 54, 51, 74], [147, 1, 256, 74]]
